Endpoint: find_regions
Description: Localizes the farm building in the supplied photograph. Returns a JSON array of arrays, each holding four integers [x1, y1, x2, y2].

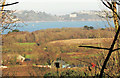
[[51, 60, 69, 68], [16, 55, 32, 65], [17, 55, 25, 62]]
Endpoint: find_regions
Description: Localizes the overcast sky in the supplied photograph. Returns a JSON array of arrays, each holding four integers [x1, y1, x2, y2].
[[5, 0, 105, 15]]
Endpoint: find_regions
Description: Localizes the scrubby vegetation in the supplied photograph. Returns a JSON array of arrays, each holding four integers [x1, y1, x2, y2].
[[2, 27, 118, 77], [4, 27, 114, 44]]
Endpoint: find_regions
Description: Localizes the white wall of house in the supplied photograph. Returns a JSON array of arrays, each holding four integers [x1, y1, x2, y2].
[[69, 14, 77, 18], [17, 55, 25, 62]]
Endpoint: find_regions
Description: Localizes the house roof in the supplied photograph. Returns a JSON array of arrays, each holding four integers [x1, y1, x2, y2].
[[17, 55, 25, 60], [54, 60, 66, 65]]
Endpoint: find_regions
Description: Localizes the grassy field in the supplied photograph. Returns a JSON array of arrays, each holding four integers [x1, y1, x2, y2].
[[15, 43, 36, 45], [49, 38, 113, 45]]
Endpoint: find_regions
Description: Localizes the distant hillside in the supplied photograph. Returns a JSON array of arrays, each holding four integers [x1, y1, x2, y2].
[[60, 11, 112, 21], [14, 10, 60, 21], [14, 10, 111, 22], [60, 13, 101, 21]]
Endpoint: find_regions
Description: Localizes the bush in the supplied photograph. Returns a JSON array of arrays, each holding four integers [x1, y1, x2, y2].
[[84, 26, 94, 30], [44, 72, 57, 78], [84, 25, 89, 30], [8, 29, 20, 34], [60, 69, 86, 77], [89, 26, 94, 29], [12, 29, 20, 32], [101, 28, 105, 30]]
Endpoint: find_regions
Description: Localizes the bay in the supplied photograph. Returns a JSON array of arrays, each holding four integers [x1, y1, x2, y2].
[[3, 21, 114, 34]]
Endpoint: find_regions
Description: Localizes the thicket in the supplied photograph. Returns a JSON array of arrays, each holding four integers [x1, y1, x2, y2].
[[3, 27, 114, 44]]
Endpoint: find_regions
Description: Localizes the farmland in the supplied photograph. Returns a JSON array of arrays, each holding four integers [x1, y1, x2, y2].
[[2, 27, 118, 77]]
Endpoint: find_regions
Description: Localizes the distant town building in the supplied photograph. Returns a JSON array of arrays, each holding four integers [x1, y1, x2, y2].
[[69, 13, 77, 18]]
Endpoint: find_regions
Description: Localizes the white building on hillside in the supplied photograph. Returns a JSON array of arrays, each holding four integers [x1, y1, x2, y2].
[[69, 14, 77, 18]]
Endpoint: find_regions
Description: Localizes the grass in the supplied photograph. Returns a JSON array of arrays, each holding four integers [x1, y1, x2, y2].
[[87, 54, 100, 57], [67, 52, 76, 55], [15, 43, 36, 45], [71, 56, 80, 59], [81, 44, 96, 46], [70, 53, 100, 59], [8, 65, 27, 68], [24, 48, 33, 52], [50, 38, 112, 45]]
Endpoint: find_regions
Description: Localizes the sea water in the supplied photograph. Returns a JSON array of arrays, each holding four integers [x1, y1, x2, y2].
[[2, 21, 114, 34]]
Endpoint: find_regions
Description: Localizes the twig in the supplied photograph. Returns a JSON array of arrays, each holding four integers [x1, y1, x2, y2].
[[0, 2, 19, 7]]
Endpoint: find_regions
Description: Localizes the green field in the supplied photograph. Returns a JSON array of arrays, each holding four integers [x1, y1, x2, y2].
[[15, 43, 36, 45]]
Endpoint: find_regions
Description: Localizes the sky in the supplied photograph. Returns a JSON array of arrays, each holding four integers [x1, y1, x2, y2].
[[4, 0, 106, 15]]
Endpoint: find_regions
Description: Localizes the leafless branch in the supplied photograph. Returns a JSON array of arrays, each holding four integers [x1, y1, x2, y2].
[[0, 2, 19, 7], [79, 45, 110, 50], [79, 45, 120, 52]]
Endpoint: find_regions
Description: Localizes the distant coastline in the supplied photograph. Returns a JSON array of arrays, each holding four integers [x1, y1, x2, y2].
[[17, 19, 107, 23], [15, 10, 111, 23]]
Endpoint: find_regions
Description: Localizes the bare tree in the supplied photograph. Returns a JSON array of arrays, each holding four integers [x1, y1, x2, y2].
[[100, 0, 120, 77], [0, 1, 19, 76], [0, 0, 19, 34], [78, 0, 120, 77]]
